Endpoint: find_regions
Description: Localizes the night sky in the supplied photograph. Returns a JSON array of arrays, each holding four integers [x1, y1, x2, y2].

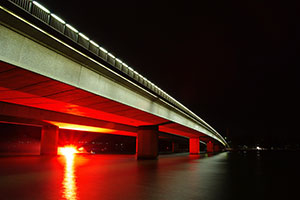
[[35, 0, 298, 147]]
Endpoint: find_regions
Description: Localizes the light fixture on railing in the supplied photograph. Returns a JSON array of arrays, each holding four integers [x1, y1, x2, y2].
[[90, 40, 99, 47], [33, 1, 50, 13], [50, 13, 65, 24], [115, 58, 122, 63], [107, 53, 115, 59], [66, 24, 78, 33], [79, 32, 89, 41], [99, 46, 108, 53], [127, 66, 134, 71]]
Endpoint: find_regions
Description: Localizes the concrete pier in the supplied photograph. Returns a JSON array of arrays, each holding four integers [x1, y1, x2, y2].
[[207, 141, 214, 153], [189, 138, 200, 154], [136, 126, 158, 159], [40, 125, 59, 155]]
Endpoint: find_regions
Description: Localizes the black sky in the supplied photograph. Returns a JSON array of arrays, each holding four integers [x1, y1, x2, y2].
[[36, 0, 299, 146]]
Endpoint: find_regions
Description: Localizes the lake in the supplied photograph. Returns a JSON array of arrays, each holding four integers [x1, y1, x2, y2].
[[0, 151, 299, 200]]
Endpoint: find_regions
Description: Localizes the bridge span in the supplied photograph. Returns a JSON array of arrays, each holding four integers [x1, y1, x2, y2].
[[0, 0, 228, 159]]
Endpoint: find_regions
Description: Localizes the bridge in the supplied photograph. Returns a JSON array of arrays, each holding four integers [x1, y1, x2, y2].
[[0, 0, 228, 159]]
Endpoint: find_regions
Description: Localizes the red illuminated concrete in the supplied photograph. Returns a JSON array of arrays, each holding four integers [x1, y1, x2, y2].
[[136, 126, 158, 159], [40, 125, 59, 155], [189, 138, 200, 154], [0, 102, 137, 137], [207, 141, 214, 153]]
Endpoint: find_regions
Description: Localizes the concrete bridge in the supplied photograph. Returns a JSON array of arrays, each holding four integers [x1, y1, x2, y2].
[[0, 0, 228, 159]]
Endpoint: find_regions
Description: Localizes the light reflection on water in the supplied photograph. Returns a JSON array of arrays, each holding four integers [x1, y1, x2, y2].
[[1, 151, 300, 200], [61, 153, 78, 200]]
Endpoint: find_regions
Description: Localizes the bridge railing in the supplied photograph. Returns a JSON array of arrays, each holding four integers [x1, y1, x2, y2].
[[4, 0, 227, 146]]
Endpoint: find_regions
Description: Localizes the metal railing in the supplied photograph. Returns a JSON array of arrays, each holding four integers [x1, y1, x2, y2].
[[4, 0, 227, 146]]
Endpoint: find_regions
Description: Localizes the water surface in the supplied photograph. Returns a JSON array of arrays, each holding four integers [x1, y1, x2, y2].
[[0, 151, 299, 200]]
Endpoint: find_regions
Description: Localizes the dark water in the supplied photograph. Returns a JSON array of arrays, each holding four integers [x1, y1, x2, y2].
[[0, 151, 299, 200]]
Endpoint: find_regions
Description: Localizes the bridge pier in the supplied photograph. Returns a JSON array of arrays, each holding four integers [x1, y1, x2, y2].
[[136, 125, 158, 159], [207, 141, 214, 153], [189, 138, 200, 154], [40, 125, 59, 155]]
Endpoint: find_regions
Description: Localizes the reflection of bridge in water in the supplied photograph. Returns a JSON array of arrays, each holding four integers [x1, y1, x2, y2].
[[0, 0, 228, 159]]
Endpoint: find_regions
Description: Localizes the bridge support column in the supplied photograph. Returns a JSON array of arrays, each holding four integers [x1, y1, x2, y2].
[[40, 125, 59, 155], [189, 138, 200, 154], [207, 141, 214, 153], [136, 125, 158, 159]]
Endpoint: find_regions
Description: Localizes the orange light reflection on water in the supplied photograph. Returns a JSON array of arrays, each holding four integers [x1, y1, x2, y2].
[[59, 146, 78, 200]]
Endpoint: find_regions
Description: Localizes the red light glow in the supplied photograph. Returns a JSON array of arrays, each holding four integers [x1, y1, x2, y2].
[[59, 145, 78, 200], [46, 121, 116, 133], [58, 146, 79, 157]]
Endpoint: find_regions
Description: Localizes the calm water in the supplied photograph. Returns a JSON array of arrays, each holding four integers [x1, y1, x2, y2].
[[0, 151, 299, 200]]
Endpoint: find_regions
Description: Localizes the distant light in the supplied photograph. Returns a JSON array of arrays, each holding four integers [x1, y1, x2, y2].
[[50, 14, 65, 24], [79, 32, 89, 40], [127, 66, 134, 71], [108, 53, 115, 58], [33, 1, 50, 13], [78, 147, 84, 151], [122, 63, 128, 68], [256, 146, 261, 150], [66, 24, 78, 33], [90, 40, 99, 47], [99, 47, 108, 53], [116, 58, 122, 63]]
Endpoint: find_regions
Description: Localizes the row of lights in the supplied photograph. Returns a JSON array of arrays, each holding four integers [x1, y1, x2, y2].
[[32, 1, 108, 59], [32, 1, 174, 105], [30, 0, 225, 145], [31, 1, 161, 91]]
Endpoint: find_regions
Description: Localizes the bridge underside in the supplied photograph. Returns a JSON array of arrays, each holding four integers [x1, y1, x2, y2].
[[0, 61, 217, 156]]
